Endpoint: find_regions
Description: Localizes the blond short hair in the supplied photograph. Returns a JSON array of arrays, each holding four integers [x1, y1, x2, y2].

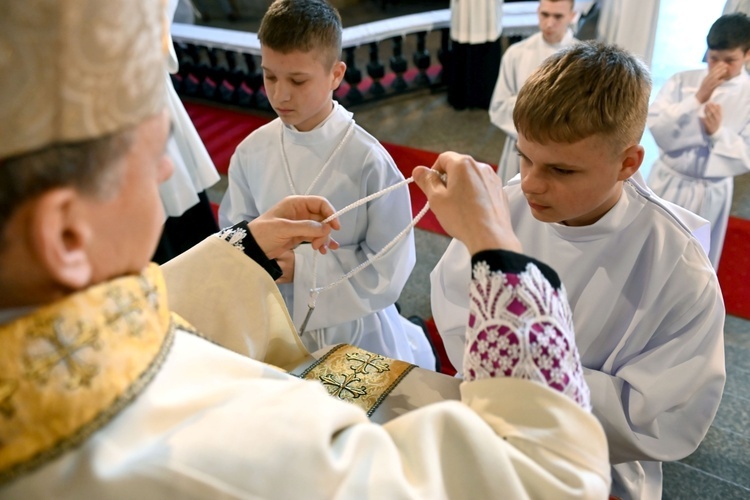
[[514, 41, 651, 153]]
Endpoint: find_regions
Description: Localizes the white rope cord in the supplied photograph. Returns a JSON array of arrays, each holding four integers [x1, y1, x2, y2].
[[299, 172, 446, 338], [281, 120, 356, 196], [307, 176, 429, 309]]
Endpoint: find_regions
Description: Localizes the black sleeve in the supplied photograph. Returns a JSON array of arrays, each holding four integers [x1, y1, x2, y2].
[[217, 221, 283, 281]]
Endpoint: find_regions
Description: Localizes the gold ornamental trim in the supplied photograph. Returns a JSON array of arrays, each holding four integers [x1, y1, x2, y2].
[[0, 264, 176, 486], [297, 344, 416, 417]]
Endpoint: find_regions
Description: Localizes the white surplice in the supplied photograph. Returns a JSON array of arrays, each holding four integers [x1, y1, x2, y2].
[[488, 30, 577, 183], [1, 236, 610, 499], [430, 177, 726, 500], [450, 0, 504, 44], [647, 69, 750, 268], [218, 103, 434, 369], [159, 0, 220, 217], [596, 0, 660, 67]]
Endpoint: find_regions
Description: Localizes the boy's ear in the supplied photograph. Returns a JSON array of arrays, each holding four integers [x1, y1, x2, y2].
[[30, 188, 93, 290], [617, 144, 644, 181], [331, 60, 346, 89]]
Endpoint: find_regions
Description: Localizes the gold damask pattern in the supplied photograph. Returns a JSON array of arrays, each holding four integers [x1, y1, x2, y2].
[[298, 344, 415, 417], [0, 0, 167, 159], [0, 264, 176, 486]]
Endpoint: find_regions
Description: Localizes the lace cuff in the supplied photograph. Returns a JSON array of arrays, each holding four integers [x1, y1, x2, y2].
[[216, 222, 283, 280], [463, 250, 591, 411]]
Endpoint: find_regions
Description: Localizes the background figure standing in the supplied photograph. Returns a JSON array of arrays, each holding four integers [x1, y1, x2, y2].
[[153, 0, 221, 263], [596, 0, 660, 67], [647, 13, 750, 269], [446, 0, 504, 110], [488, 0, 577, 183]]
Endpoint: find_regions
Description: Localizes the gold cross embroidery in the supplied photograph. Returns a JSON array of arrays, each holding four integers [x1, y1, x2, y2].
[[319, 373, 367, 399], [346, 352, 390, 375], [24, 319, 100, 389]]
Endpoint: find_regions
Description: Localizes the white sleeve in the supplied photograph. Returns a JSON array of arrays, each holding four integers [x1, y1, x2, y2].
[[429, 238, 472, 374], [488, 50, 520, 138], [647, 74, 707, 153], [704, 113, 750, 177], [217, 146, 261, 228], [584, 251, 726, 464]]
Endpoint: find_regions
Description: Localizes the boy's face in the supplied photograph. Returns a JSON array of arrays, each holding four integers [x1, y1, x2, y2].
[[537, 0, 575, 44], [706, 47, 750, 80], [261, 46, 346, 132], [517, 132, 639, 226]]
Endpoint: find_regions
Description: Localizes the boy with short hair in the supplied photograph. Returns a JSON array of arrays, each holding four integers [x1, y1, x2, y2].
[[219, 0, 435, 369], [431, 41, 726, 500], [647, 13, 750, 269], [488, 0, 577, 183]]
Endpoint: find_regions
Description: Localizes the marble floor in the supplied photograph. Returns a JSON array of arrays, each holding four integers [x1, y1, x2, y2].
[[195, 0, 750, 497]]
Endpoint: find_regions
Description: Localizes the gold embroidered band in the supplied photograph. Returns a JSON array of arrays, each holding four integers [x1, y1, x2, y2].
[[296, 344, 416, 417], [0, 264, 175, 486]]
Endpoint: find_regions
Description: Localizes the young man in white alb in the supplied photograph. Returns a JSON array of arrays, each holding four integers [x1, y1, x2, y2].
[[433, 42, 726, 500]]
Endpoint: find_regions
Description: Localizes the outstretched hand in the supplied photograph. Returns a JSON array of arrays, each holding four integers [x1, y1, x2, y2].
[[412, 152, 522, 255], [249, 195, 341, 260]]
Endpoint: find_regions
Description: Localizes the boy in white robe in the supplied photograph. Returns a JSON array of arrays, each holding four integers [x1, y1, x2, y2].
[[431, 41, 726, 500], [489, 0, 578, 183], [0, 2, 611, 494], [218, 0, 435, 369], [647, 13, 750, 269]]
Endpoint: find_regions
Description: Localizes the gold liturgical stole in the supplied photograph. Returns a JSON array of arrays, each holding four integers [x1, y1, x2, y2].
[[290, 344, 461, 424], [0, 264, 174, 486]]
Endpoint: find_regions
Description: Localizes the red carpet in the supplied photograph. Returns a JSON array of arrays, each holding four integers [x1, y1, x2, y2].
[[183, 99, 449, 236], [717, 216, 750, 320]]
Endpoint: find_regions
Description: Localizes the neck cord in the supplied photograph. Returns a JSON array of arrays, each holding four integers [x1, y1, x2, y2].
[[299, 176, 431, 335], [281, 120, 356, 196]]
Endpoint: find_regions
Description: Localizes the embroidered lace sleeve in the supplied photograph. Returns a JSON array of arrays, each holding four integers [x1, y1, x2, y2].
[[464, 250, 591, 411], [215, 221, 283, 280]]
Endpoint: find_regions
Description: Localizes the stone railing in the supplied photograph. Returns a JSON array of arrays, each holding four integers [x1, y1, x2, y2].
[[170, 1, 592, 110]]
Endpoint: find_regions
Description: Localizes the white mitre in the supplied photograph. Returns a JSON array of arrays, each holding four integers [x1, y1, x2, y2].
[[0, 0, 168, 160]]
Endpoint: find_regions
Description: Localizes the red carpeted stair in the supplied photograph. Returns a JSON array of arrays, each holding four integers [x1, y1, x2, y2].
[[717, 216, 750, 320]]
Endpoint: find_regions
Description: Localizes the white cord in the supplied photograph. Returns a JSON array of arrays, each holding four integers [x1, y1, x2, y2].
[[281, 121, 356, 196], [308, 176, 428, 309]]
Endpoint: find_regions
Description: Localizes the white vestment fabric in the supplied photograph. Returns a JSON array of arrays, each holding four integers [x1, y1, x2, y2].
[[647, 69, 750, 268], [1, 237, 611, 499], [596, 0, 660, 67], [450, 0, 504, 44], [488, 30, 577, 183], [431, 178, 725, 500], [159, 0, 220, 218], [724, 0, 750, 14], [218, 103, 434, 369]]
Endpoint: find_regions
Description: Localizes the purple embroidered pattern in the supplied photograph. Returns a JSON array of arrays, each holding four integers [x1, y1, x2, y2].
[[464, 260, 591, 411]]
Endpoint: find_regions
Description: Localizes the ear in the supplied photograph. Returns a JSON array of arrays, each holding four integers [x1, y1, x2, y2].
[[617, 144, 644, 181], [331, 60, 346, 90], [30, 188, 93, 290]]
